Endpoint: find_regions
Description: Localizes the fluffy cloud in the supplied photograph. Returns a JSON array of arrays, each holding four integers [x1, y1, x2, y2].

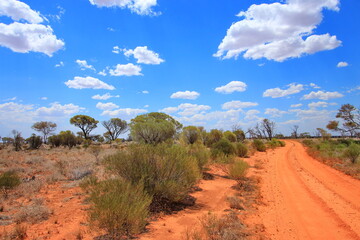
[[310, 83, 321, 89], [65, 76, 115, 90], [96, 102, 119, 110], [308, 101, 337, 108], [101, 108, 148, 118], [0, 1, 64, 56], [123, 46, 164, 65], [76, 60, 95, 71], [170, 91, 200, 100], [302, 91, 344, 100], [89, 0, 158, 16], [337, 61, 349, 68], [215, 81, 247, 94], [245, 109, 261, 120], [265, 108, 288, 117], [290, 103, 303, 108], [92, 93, 119, 100], [214, 0, 341, 62], [0, 102, 33, 112], [222, 101, 258, 110], [142, 90, 149, 94], [35, 102, 84, 117], [55, 61, 64, 67], [109, 63, 142, 77], [160, 103, 211, 116], [263, 83, 304, 98]]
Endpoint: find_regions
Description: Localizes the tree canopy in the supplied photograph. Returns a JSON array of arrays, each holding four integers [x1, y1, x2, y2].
[[32, 121, 57, 143], [70, 115, 99, 140]]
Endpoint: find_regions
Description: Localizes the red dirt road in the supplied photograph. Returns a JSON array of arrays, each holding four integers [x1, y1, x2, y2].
[[254, 140, 360, 240]]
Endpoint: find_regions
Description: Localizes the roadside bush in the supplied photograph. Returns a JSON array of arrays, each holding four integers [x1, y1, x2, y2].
[[302, 139, 315, 147], [267, 138, 285, 149], [205, 129, 223, 147], [224, 131, 237, 143], [212, 138, 236, 156], [187, 144, 210, 170], [253, 139, 266, 152], [343, 143, 360, 164], [0, 171, 21, 190], [234, 143, 248, 157], [228, 160, 249, 180], [104, 144, 200, 203], [48, 135, 62, 147], [87, 179, 151, 237], [182, 126, 201, 145], [26, 134, 43, 150]]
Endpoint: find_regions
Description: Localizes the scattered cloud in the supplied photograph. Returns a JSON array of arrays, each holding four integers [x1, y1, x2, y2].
[[214, 0, 341, 62], [35, 102, 84, 117], [0, 0, 43, 24], [265, 108, 288, 118], [107, 27, 115, 32], [302, 90, 344, 100], [3, 97, 17, 101], [142, 90, 149, 94], [65, 76, 115, 90], [112, 46, 120, 54], [55, 61, 64, 67], [109, 63, 142, 76], [245, 109, 261, 120], [337, 61, 349, 68], [170, 91, 200, 100], [123, 46, 164, 65], [92, 93, 119, 100], [290, 103, 303, 108], [76, 59, 95, 71], [40, 97, 48, 100], [310, 83, 321, 89], [98, 70, 107, 76], [222, 100, 258, 110], [215, 81, 247, 94], [144, 104, 149, 108], [160, 103, 211, 116], [347, 86, 360, 93], [263, 83, 304, 98], [308, 101, 337, 108], [89, 0, 159, 16], [101, 108, 148, 119], [96, 102, 119, 110]]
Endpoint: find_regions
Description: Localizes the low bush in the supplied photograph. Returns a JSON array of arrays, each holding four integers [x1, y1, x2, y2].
[[267, 139, 285, 149], [187, 144, 210, 171], [343, 143, 360, 163], [228, 160, 249, 180], [26, 134, 43, 150], [212, 138, 236, 156], [0, 171, 21, 190], [104, 143, 200, 203], [86, 179, 151, 237], [234, 143, 248, 157], [252, 139, 266, 152], [15, 199, 51, 224]]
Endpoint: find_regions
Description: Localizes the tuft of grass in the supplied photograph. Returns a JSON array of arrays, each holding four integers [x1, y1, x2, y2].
[[252, 140, 266, 152], [234, 143, 248, 157], [226, 196, 244, 210], [187, 144, 210, 171], [15, 199, 51, 224], [0, 171, 21, 191], [228, 160, 249, 180], [343, 143, 360, 164]]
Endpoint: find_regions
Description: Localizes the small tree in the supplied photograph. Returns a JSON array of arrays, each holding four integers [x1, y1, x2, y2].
[[32, 121, 57, 143], [224, 131, 237, 142], [26, 134, 43, 149], [102, 118, 128, 142], [327, 104, 360, 137], [70, 115, 99, 140], [316, 128, 331, 140], [205, 129, 223, 147], [12, 130, 23, 151], [261, 119, 276, 140], [182, 126, 201, 144], [291, 125, 299, 139]]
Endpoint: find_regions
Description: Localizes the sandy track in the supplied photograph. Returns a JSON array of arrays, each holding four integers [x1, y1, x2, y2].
[[256, 140, 360, 240]]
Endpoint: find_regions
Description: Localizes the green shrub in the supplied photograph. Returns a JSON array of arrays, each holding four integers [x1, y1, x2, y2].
[[234, 143, 248, 157], [26, 134, 43, 150], [205, 129, 223, 147], [302, 139, 315, 147], [267, 139, 285, 149], [343, 143, 360, 164], [229, 160, 249, 180], [212, 138, 236, 156], [104, 144, 200, 202], [187, 144, 210, 170], [48, 135, 62, 147], [87, 179, 151, 237], [223, 131, 237, 143], [0, 171, 21, 190], [182, 126, 201, 145], [253, 139, 266, 152]]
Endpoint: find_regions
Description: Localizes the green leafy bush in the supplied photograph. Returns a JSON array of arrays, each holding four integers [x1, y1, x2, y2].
[[229, 160, 249, 180], [252, 139, 266, 152], [187, 144, 210, 170], [223, 131, 237, 143], [0, 171, 21, 190], [212, 138, 236, 156], [26, 134, 43, 150], [343, 143, 360, 163], [267, 138, 285, 149], [234, 143, 248, 157], [104, 144, 200, 202], [87, 179, 151, 237]]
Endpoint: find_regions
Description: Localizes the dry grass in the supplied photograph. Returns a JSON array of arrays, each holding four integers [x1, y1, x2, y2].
[[15, 198, 52, 224], [0, 224, 27, 240]]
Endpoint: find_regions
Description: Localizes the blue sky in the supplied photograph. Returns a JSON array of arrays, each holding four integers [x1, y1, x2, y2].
[[0, 0, 359, 138]]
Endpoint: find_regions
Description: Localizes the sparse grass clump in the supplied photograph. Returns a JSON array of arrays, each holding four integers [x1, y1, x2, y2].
[[228, 160, 249, 180], [252, 139, 266, 152], [0, 171, 21, 191], [267, 138, 285, 149], [15, 199, 51, 224], [234, 143, 248, 157], [187, 144, 210, 171], [343, 143, 360, 164]]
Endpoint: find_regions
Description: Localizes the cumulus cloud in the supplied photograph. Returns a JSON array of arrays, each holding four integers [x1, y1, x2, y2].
[[89, 0, 159, 16], [35, 102, 84, 117], [40, 97, 48, 100], [55, 61, 64, 67], [92, 93, 119, 100], [214, 0, 341, 62], [109, 63, 142, 77], [0, 1, 64, 56], [215, 81, 247, 94], [96, 102, 119, 110], [308, 101, 337, 108], [170, 91, 200, 100], [222, 101, 258, 110], [160, 103, 211, 116], [337, 61, 349, 68], [101, 108, 148, 118], [245, 109, 261, 120], [76, 60, 95, 71], [142, 90, 149, 94], [65, 76, 115, 90], [290, 103, 302, 108], [310, 83, 321, 89], [265, 108, 288, 117], [263, 83, 304, 98], [302, 90, 344, 100], [123, 46, 164, 65]]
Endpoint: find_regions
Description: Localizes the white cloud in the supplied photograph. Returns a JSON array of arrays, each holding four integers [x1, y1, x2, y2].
[[310, 83, 321, 89], [107, 27, 115, 32], [40, 97, 48, 100], [170, 91, 200, 100], [0, 22, 64, 56], [337, 61, 348, 68], [109, 63, 142, 77], [160, 103, 211, 116], [347, 86, 360, 93], [215, 81, 247, 94], [263, 83, 304, 98], [65, 76, 115, 90], [302, 90, 344, 100], [265, 108, 288, 117], [0, 102, 33, 112], [112, 46, 120, 54], [142, 90, 149, 94], [35, 102, 84, 117], [123, 46, 164, 65], [55, 61, 64, 67], [96, 102, 119, 111], [101, 108, 148, 119], [0, 0, 43, 24], [144, 105, 149, 108], [89, 0, 159, 16], [214, 0, 341, 62], [245, 109, 261, 120], [3, 97, 17, 101], [290, 103, 302, 108], [98, 70, 107, 76], [92, 93, 119, 100], [308, 101, 337, 108], [222, 100, 258, 110], [76, 60, 95, 71]]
